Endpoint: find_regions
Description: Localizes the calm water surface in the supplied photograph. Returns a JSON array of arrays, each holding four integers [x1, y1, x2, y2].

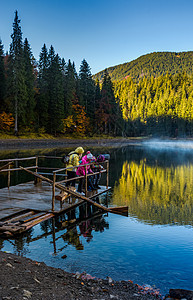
[[1, 141, 193, 295]]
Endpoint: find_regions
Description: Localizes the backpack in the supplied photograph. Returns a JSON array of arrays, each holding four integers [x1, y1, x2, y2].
[[97, 154, 105, 162], [61, 152, 78, 164]]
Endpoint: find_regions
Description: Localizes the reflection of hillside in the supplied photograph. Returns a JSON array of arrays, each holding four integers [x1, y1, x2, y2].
[[113, 160, 193, 225]]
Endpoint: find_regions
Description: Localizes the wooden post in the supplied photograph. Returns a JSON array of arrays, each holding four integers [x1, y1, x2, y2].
[[52, 172, 56, 211], [8, 164, 11, 189], [85, 166, 87, 197], [34, 156, 41, 185], [106, 160, 109, 189], [35, 156, 38, 173]]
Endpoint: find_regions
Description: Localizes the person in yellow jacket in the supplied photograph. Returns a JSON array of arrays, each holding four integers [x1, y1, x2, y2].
[[66, 147, 84, 187]]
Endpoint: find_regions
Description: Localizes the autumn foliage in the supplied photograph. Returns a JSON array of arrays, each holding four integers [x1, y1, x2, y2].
[[0, 112, 14, 131], [62, 98, 90, 135]]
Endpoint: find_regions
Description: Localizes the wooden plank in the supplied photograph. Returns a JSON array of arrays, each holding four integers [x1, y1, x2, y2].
[[0, 209, 30, 222], [19, 212, 46, 224], [0, 225, 25, 233], [110, 206, 128, 211], [38, 172, 67, 177], [24, 213, 54, 230], [4, 211, 35, 223], [0, 157, 36, 163], [2, 166, 37, 172]]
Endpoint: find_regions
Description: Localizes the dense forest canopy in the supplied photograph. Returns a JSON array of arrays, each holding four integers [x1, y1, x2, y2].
[[1, 11, 193, 138], [0, 11, 120, 137], [93, 51, 193, 82]]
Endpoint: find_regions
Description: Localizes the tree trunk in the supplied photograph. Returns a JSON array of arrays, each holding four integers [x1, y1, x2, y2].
[[14, 96, 18, 136]]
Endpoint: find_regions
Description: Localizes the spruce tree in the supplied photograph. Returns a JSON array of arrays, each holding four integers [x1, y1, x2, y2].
[[95, 78, 101, 109], [23, 38, 35, 128], [100, 69, 117, 134], [37, 43, 49, 130], [0, 39, 6, 112], [64, 59, 78, 115], [7, 10, 27, 135], [79, 59, 95, 118], [47, 48, 64, 135]]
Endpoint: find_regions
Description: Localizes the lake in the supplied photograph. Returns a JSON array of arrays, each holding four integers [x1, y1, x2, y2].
[[1, 140, 193, 295]]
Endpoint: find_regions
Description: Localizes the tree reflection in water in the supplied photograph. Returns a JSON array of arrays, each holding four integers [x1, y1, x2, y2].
[[113, 159, 193, 225]]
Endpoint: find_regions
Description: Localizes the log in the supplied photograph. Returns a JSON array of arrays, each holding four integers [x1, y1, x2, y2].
[[109, 206, 128, 216], [19, 166, 128, 216], [110, 206, 128, 211]]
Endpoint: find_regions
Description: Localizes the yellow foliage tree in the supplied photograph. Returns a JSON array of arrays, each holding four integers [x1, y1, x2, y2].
[[62, 98, 90, 135], [0, 112, 14, 131]]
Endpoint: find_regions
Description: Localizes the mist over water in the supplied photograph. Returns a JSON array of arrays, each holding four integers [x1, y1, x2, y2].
[[143, 139, 193, 151]]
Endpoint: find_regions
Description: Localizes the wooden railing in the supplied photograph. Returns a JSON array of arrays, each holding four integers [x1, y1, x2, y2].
[[0, 155, 109, 211]]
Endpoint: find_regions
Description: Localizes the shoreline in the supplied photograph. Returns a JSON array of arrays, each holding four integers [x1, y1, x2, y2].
[[0, 137, 144, 150], [0, 250, 161, 300]]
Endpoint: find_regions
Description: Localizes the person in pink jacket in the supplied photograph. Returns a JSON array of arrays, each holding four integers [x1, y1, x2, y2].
[[76, 152, 96, 193]]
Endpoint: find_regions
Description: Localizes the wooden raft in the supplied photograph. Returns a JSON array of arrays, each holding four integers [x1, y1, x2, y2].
[[0, 209, 54, 238]]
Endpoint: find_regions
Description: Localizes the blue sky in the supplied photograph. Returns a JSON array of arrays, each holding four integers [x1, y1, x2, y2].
[[0, 0, 193, 74]]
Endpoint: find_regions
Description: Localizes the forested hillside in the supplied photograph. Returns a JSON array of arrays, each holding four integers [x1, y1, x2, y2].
[[114, 73, 193, 137], [93, 52, 193, 82]]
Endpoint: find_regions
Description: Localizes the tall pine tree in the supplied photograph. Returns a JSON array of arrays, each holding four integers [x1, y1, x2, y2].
[[64, 60, 78, 115], [7, 10, 27, 135], [23, 38, 35, 128], [79, 59, 95, 119], [47, 47, 64, 135], [37, 43, 49, 130], [100, 69, 117, 134]]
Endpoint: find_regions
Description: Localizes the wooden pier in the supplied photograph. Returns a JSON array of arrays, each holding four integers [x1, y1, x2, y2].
[[0, 155, 116, 237]]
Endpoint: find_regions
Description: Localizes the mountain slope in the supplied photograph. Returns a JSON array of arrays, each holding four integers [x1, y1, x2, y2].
[[93, 51, 193, 82]]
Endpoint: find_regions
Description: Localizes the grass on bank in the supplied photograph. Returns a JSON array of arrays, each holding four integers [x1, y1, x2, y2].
[[0, 130, 147, 140]]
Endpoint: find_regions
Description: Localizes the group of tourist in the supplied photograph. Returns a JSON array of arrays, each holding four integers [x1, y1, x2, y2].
[[65, 147, 105, 194]]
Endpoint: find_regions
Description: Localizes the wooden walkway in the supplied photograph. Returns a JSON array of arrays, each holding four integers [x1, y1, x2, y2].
[[0, 181, 111, 237], [0, 155, 115, 237]]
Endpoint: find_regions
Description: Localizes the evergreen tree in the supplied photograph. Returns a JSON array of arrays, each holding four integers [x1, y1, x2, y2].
[[23, 38, 35, 128], [79, 59, 95, 118], [0, 39, 6, 112], [37, 43, 49, 130], [7, 10, 27, 135], [64, 59, 78, 115], [100, 69, 117, 134], [47, 49, 64, 135], [95, 78, 101, 109]]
